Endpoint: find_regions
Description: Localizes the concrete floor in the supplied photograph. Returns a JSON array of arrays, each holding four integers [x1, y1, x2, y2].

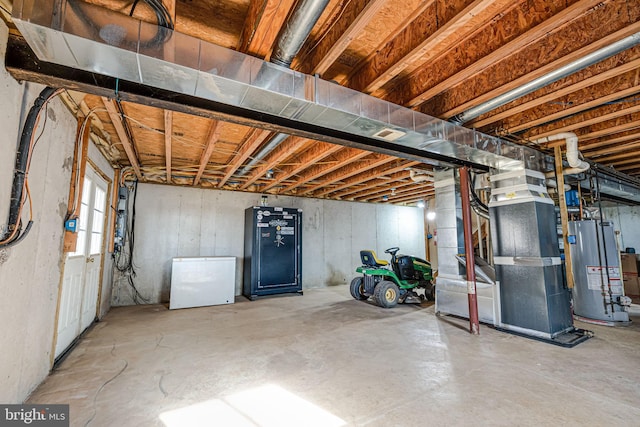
[[29, 286, 640, 427]]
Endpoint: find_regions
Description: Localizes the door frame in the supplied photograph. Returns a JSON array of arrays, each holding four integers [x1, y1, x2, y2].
[[51, 159, 112, 366]]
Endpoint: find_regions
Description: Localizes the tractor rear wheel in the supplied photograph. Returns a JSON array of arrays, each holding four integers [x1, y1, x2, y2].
[[350, 277, 368, 300], [374, 280, 400, 308], [426, 282, 436, 301]]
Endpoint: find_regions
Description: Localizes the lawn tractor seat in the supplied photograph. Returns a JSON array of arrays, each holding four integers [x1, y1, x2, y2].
[[360, 250, 389, 267]]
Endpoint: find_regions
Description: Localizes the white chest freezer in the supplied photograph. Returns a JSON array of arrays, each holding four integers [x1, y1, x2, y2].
[[170, 257, 236, 309]]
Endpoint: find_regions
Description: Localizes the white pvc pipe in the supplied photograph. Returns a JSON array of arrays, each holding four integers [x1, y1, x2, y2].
[[532, 132, 590, 174]]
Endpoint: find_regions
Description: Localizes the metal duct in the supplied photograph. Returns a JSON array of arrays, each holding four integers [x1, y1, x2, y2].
[[12, 0, 545, 172], [237, 0, 330, 177], [237, 132, 290, 176], [271, 0, 330, 68], [451, 32, 640, 125]]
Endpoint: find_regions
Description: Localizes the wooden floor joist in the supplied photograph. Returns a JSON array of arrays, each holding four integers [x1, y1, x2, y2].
[[397, 0, 606, 107], [16, 0, 639, 203], [261, 143, 343, 192], [193, 120, 221, 186], [101, 97, 142, 180]]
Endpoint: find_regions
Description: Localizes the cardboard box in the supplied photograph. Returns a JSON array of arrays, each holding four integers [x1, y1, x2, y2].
[[623, 276, 640, 297], [620, 254, 638, 276]]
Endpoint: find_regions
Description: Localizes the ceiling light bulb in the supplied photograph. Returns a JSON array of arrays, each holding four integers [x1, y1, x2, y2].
[[417, 201, 425, 208], [426, 211, 436, 220]]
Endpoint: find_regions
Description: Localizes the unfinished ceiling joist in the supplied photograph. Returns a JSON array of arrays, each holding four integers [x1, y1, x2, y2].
[[101, 97, 142, 180], [194, 120, 221, 186]]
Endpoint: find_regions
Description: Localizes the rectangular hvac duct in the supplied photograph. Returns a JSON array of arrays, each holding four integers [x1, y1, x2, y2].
[[11, 0, 546, 172]]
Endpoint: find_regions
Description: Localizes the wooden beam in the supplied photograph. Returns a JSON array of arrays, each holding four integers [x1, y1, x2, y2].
[[101, 97, 142, 179], [511, 86, 640, 136], [164, 110, 173, 183], [602, 156, 640, 167], [279, 148, 371, 193], [296, 0, 388, 76], [240, 136, 308, 189], [581, 131, 640, 152], [325, 163, 419, 198], [349, 176, 417, 200], [528, 103, 640, 140], [580, 122, 640, 142], [468, 56, 640, 128], [237, 0, 297, 58], [261, 143, 342, 191], [587, 139, 640, 158], [349, 0, 516, 93], [300, 154, 394, 195], [615, 163, 640, 172], [376, 188, 436, 204], [219, 128, 272, 187], [395, 0, 610, 108], [193, 120, 221, 186]]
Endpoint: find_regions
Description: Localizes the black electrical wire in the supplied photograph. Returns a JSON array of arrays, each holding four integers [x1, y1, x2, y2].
[[66, 0, 174, 50], [469, 173, 490, 219], [1, 86, 59, 249], [113, 180, 148, 304]]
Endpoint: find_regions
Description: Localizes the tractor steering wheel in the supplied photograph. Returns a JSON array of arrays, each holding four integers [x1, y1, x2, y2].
[[385, 247, 399, 255]]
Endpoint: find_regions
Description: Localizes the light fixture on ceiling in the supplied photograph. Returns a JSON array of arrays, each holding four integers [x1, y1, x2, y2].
[[416, 200, 425, 208], [426, 211, 436, 220], [266, 169, 274, 179], [382, 195, 389, 201], [391, 187, 396, 196]]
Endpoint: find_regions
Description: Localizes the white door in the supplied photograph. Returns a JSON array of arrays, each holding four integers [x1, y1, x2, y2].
[[55, 167, 108, 358]]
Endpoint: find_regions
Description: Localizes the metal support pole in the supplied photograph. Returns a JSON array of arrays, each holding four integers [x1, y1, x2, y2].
[[460, 167, 480, 335]]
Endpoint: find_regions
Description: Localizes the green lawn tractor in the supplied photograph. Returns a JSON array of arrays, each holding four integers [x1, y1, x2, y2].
[[350, 247, 434, 308]]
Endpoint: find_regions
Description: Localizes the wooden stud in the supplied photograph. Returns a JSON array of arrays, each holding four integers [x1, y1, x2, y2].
[[164, 110, 173, 184], [555, 145, 574, 289]]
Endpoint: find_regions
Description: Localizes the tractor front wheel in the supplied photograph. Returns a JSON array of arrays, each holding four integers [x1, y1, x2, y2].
[[374, 280, 400, 308], [350, 277, 368, 300]]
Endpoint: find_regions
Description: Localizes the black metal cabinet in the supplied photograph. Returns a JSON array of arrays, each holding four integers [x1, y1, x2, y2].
[[243, 206, 302, 300]]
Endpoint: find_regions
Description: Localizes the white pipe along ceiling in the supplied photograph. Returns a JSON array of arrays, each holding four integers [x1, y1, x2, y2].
[[533, 132, 591, 176]]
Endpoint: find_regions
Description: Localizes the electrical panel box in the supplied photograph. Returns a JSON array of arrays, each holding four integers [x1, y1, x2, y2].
[[243, 206, 302, 300]]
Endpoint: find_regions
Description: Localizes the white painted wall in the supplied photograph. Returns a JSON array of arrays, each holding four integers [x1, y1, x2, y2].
[[603, 205, 640, 253], [113, 183, 426, 305], [0, 22, 114, 402]]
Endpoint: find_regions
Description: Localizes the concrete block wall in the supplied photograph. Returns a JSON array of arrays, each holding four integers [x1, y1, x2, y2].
[[0, 22, 114, 402], [113, 183, 426, 305]]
